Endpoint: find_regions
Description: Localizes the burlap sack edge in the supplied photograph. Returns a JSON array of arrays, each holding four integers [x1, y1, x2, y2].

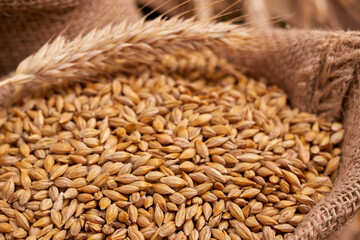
[[226, 28, 360, 240]]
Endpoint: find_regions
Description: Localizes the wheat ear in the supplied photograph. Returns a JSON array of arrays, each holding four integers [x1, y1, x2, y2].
[[0, 17, 252, 91]]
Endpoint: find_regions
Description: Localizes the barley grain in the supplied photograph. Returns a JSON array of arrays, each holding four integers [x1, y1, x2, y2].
[[0, 62, 344, 239]]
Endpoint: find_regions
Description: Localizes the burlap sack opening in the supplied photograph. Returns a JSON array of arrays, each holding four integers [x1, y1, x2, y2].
[[1, 19, 359, 240]]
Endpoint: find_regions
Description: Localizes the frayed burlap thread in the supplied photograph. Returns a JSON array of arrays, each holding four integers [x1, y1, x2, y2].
[[1, 19, 360, 240]]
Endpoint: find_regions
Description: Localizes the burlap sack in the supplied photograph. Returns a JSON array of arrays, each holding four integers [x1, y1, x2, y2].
[[229, 29, 360, 240], [0, 0, 141, 76], [0, 18, 359, 240]]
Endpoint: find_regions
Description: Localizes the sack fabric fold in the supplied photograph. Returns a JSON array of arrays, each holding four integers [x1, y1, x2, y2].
[[227, 28, 360, 240]]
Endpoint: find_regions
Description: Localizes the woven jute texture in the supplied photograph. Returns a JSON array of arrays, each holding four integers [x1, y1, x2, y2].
[[227, 28, 360, 240], [0, 0, 140, 76], [0, 18, 359, 240], [0, 0, 82, 10]]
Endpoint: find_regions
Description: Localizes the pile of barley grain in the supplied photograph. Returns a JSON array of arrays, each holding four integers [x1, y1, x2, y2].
[[0, 69, 343, 240]]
